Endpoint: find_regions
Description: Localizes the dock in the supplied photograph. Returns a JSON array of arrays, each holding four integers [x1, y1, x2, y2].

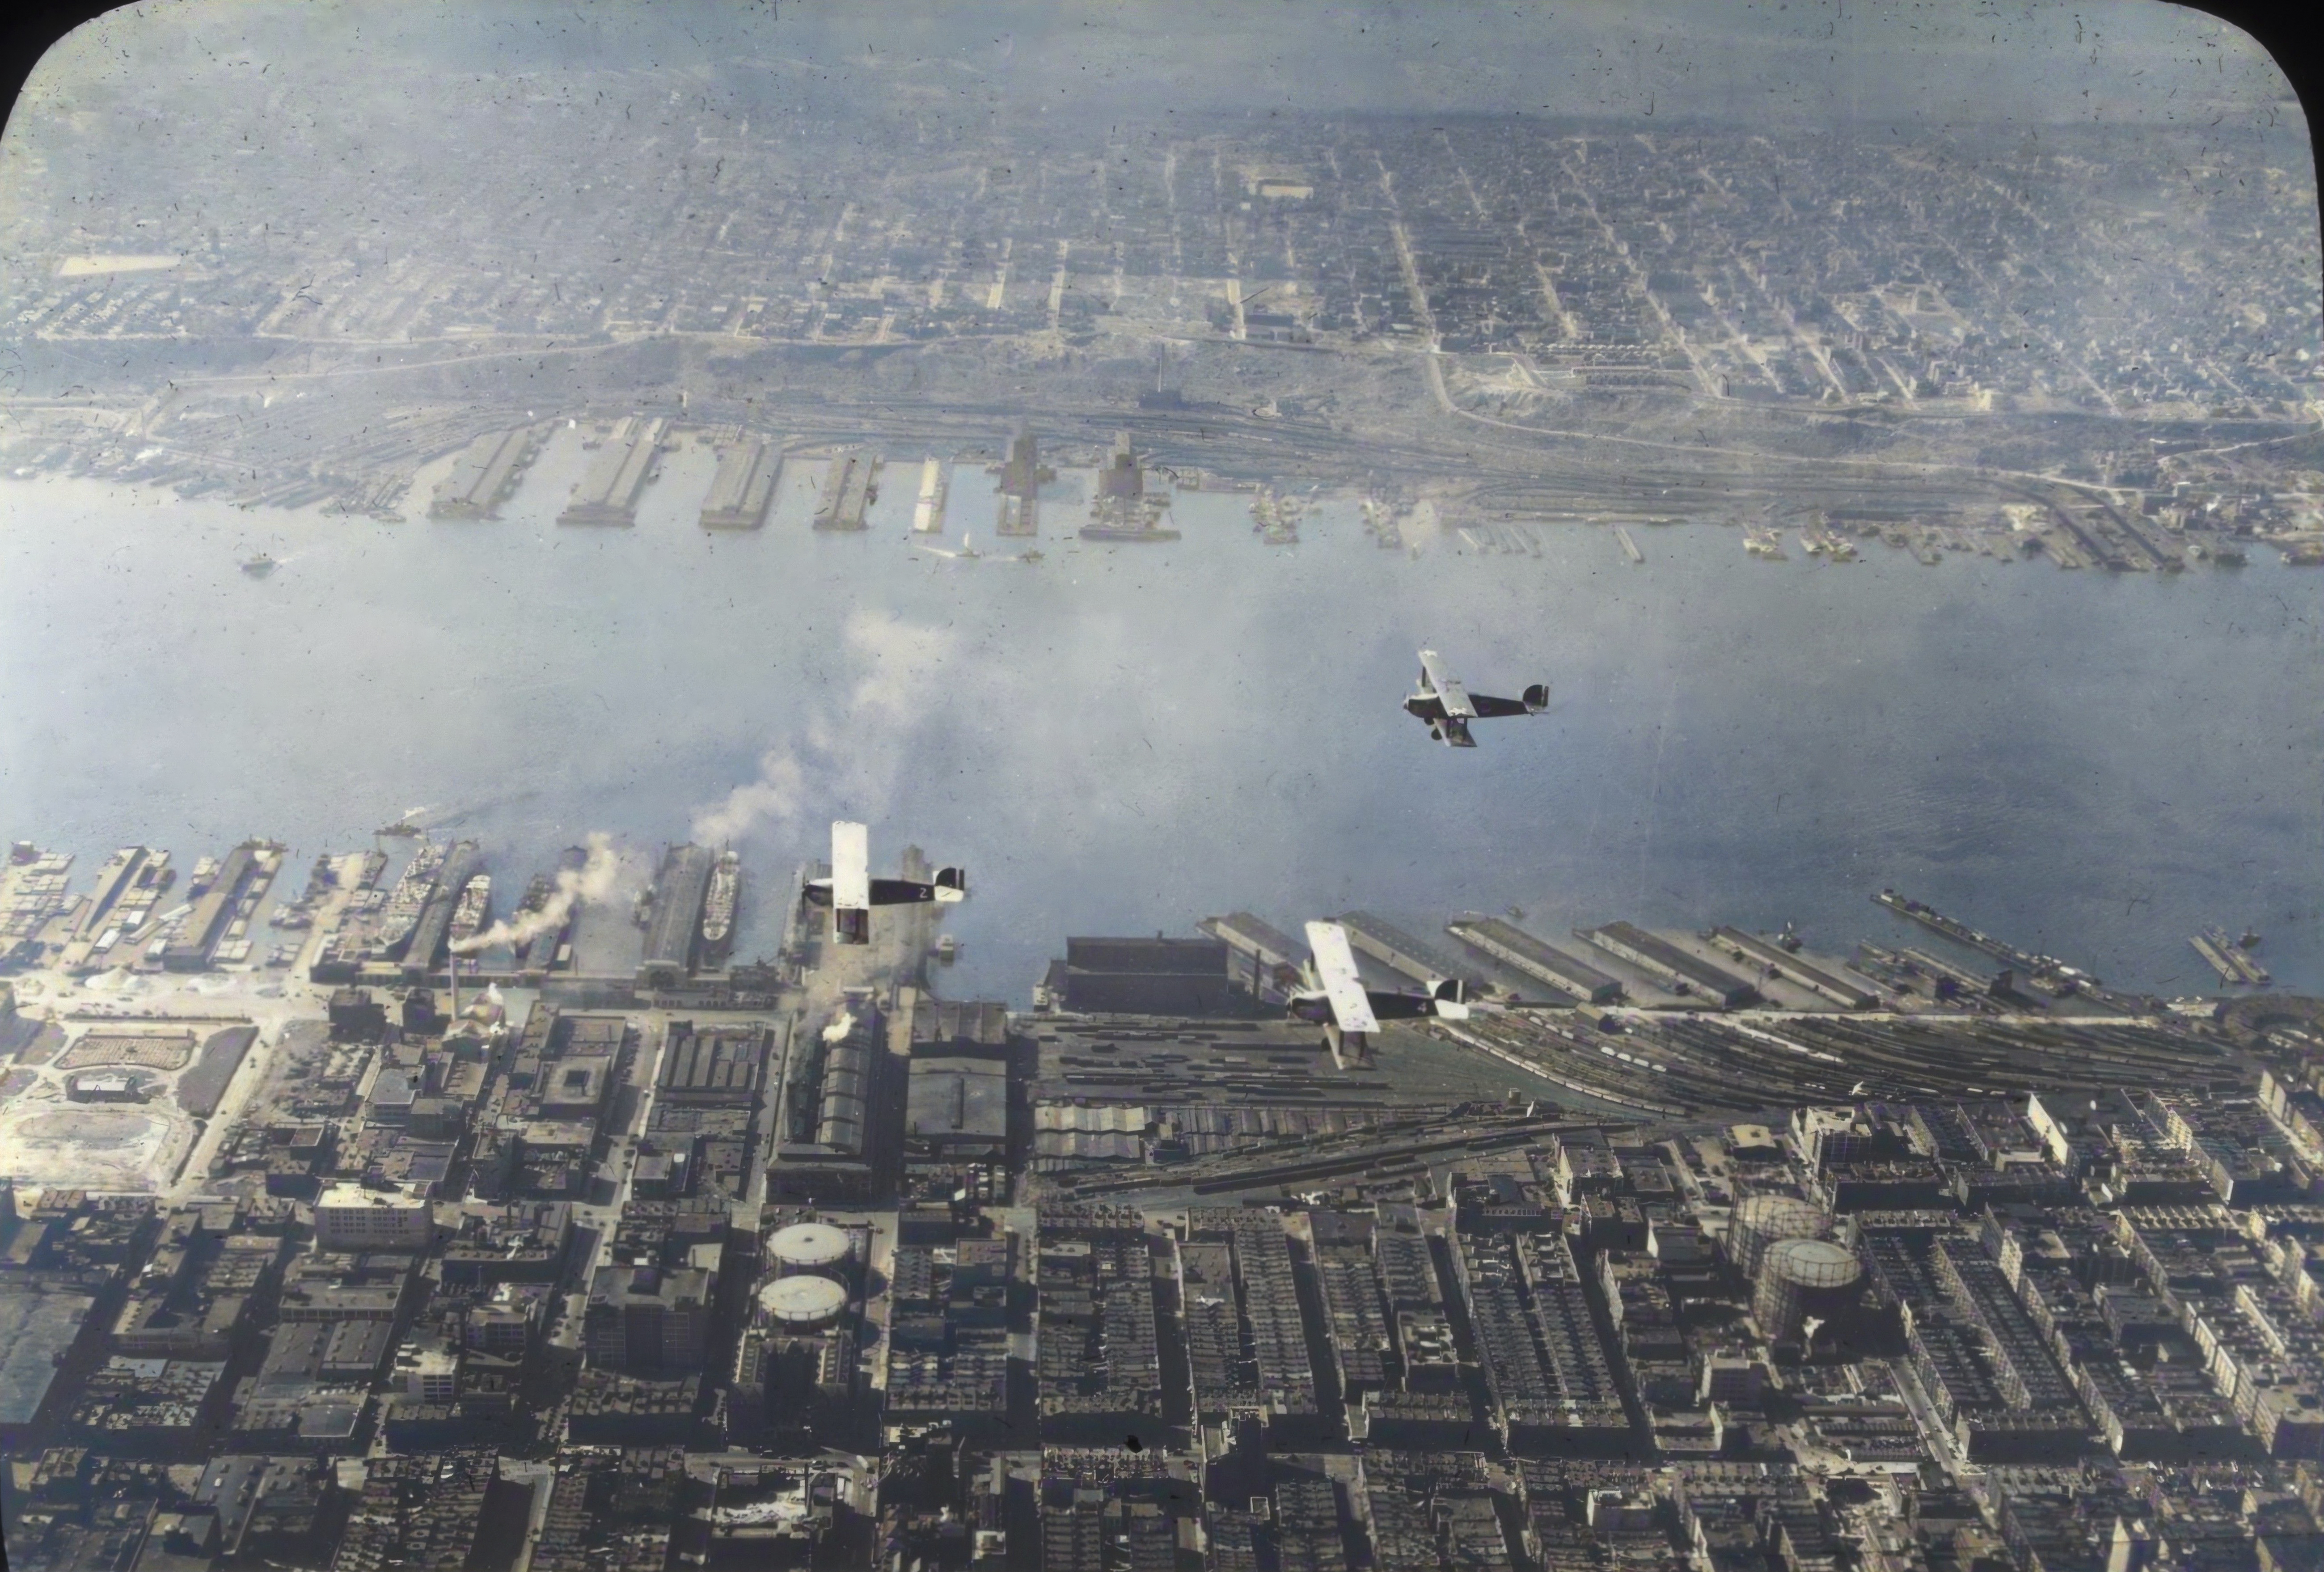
[[811, 452, 876, 531], [558, 416, 666, 526], [1615, 524, 1644, 564], [2192, 929, 2269, 987], [1711, 926, 1878, 1009], [1576, 921, 1758, 1009], [429, 427, 539, 519], [1872, 888, 2097, 993], [1335, 910, 1483, 993], [1446, 916, 1622, 1004], [698, 437, 782, 530]]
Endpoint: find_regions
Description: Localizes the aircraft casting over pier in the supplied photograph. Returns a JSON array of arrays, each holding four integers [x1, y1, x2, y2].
[[802, 820, 967, 945], [1288, 918, 1478, 1063], [1402, 648, 1550, 747]]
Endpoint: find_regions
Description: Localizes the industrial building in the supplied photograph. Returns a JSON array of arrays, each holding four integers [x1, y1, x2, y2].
[[654, 1021, 769, 1103], [583, 1261, 716, 1373], [313, 1183, 436, 1251], [767, 1001, 889, 1202], [1447, 916, 1623, 1003], [1577, 921, 1759, 1008], [904, 1056, 1008, 1167], [558, 416, 667, 526], [698, 436, 782, 529], [908, 997, 1010, 1056], [1045, 936, 1249, 1016]]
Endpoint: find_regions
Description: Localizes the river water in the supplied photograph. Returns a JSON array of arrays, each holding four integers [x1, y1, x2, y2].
[[3, 423, 2320, 1003]]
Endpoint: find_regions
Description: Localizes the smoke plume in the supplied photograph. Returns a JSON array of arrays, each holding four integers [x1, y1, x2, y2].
[[450, 832, 623, 954], [691, 610, 958, 846]]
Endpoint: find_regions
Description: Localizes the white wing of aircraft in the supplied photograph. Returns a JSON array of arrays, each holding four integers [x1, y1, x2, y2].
[[1288, 919, 1484, 1051], [1304, 920, 1380, 1035], [803, 820, 968, 946], [1403, 648, 1549, 748]]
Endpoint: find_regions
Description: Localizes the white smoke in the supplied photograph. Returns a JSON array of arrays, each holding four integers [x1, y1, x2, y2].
[[450, 831, 623, 953], [691, 609, 958, 845]]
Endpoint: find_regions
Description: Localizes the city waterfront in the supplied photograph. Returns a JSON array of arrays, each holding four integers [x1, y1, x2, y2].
[[4, 459, 2319, 1001]]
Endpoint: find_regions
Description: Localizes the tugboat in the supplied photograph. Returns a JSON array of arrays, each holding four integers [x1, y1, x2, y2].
[[241, 553, 278, 578]]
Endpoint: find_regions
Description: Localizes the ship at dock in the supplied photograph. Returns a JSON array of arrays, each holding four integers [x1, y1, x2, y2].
[[700, 849, 740, 966], [2191, 928, 2270, 987], [509, 872, 556, 965], [1873, 887, 2097, 996], [376, 840, 446, 955], [448, 874, 492, 948]]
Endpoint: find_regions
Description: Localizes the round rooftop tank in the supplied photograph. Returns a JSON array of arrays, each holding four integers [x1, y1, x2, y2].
[[768, 1221, 853, 1276], [1727, 1194, 1830, 1281], [1753, 1236, 1863, 1344], [758, 1273, 848, 1329]]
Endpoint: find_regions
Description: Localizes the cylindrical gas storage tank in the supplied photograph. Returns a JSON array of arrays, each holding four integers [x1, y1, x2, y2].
[[768, 1221, 853, 1279], [758, 1273, 848, 1331], [1753, 1237, 1863, 1344], [1728, 1194, 1829, 1282]]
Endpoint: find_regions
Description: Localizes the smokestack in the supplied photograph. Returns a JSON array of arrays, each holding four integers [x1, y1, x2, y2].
[[448, 951, 460, 1021]]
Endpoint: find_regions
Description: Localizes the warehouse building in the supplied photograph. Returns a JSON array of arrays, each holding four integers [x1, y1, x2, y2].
[[1048, 936, 1250, 1017], [1711, 927, 1879, 1009], [638, 844, 715, 988], [699, 436, 783, 529], [163, 843, 257, 971], [428, 427, 538, 519], [313, 1183, 435, 1251], [1337, 911, 1483, 993], [1577, 922, 1759, 1009], [559, 416, 668, 526], [904, 1056, 1008, 1167], [1199, 912, 1305, 1003], [1447, 917, 1623, 1003]]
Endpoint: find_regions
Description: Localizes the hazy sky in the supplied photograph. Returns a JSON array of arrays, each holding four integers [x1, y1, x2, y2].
[[20, 0, 2304, 135]]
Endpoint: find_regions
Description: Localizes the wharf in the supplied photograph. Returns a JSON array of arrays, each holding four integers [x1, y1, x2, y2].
[[1335, 911, 1481, 994], [430, 426, 538, 520], [1576, 922, 1758, 1009], [1077, 521, 1181, 542], [1873, 889, 2096, 992], [910, 458, 946, 533], [811, 452, 875, 531], [995, 494, 1039, 537], [699, 437, 782, 529], [1445, 917, 1620, 1004], [2192, 930, 2269, 987], [558, 416, 666, 526]]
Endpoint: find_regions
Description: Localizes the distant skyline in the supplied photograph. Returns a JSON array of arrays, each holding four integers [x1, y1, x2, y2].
[[6, 0, 2306, 142]]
